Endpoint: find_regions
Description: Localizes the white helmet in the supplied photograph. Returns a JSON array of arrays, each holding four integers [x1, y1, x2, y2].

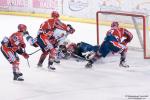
[[1, 36, 9, 45]]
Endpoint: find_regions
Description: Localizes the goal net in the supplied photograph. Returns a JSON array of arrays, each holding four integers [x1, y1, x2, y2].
[[96, 11, 150, 59]]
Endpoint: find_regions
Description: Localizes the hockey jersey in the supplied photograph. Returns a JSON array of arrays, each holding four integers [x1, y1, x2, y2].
[[9, 31, 25, 52], [106, 27, 133, 44], [39, 18, 68, 33]]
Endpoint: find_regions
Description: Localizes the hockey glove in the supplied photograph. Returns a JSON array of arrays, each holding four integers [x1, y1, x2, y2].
[[23, 31, 29, 36], [66, 24, 75, 34], [22, 52, 29, 59], [20, 43, 26, 48]]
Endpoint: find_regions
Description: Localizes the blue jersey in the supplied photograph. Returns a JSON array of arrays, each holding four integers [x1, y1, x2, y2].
[[73, 42, 99, 58], [104, 32, 118, 42], [78, 42, 99, 53]]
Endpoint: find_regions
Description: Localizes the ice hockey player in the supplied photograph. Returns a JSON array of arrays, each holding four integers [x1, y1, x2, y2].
[[73, 42, 100, 59], [57, 41, 100, 60], [24, 11, 75, 70], [85, 21, 133, 68], [37, 11, 75, 70], [1, 24, 29, 81]]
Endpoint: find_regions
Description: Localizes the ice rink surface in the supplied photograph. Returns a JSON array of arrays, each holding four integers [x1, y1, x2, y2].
[[0, 15, 150, 100]]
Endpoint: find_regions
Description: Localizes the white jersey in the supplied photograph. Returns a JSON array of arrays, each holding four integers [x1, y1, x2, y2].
[[53, 29, 69, 45]]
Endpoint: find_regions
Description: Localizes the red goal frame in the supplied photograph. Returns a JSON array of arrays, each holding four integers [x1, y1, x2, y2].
[[96, 11, 149, 59]]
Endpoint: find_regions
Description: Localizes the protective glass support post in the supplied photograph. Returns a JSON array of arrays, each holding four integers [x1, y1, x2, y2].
[[145, 15, 150, 58]]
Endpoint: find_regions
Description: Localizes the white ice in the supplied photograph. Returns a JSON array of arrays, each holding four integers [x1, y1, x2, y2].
[[0, 15, 150, 100]]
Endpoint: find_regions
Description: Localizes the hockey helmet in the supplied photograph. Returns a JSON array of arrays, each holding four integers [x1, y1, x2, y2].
[[67, 43, 77, 53], [51, 11, 59, 18], [1, 36, 9, 45], [111, 21, 119, 28], [18, 24, 27, 32]]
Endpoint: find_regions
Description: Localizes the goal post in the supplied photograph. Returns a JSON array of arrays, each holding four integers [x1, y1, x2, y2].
[[96, 10, 150, 59]]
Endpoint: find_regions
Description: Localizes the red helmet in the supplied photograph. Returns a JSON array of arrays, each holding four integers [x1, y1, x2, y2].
[[51, 11, 59, 18], [18, 24, 27, 32], [67, 43, 77, 53], [111, 21, 119, 28]]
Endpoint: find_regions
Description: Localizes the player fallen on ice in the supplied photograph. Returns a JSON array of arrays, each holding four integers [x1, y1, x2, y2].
[[57, 41, 100, 60], [85, 21, 133, 68], [1, 24, 29, 81]]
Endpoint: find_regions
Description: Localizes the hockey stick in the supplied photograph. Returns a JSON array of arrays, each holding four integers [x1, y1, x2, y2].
[[72, 53, 86, 61], [26, 57, 30, 68], [24, 49, 31, 68], [28, 49, 41, 55]]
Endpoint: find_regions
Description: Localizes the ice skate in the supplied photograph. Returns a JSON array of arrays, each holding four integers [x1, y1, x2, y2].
[[54, 59, 60, 64], [13, 72, 24, 81], [119, 61, 129, 68], [48, 65, 56, 70], [48, 61, 56, 70], [85, 61, 93, 68], [37, 63, 43, 67]]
